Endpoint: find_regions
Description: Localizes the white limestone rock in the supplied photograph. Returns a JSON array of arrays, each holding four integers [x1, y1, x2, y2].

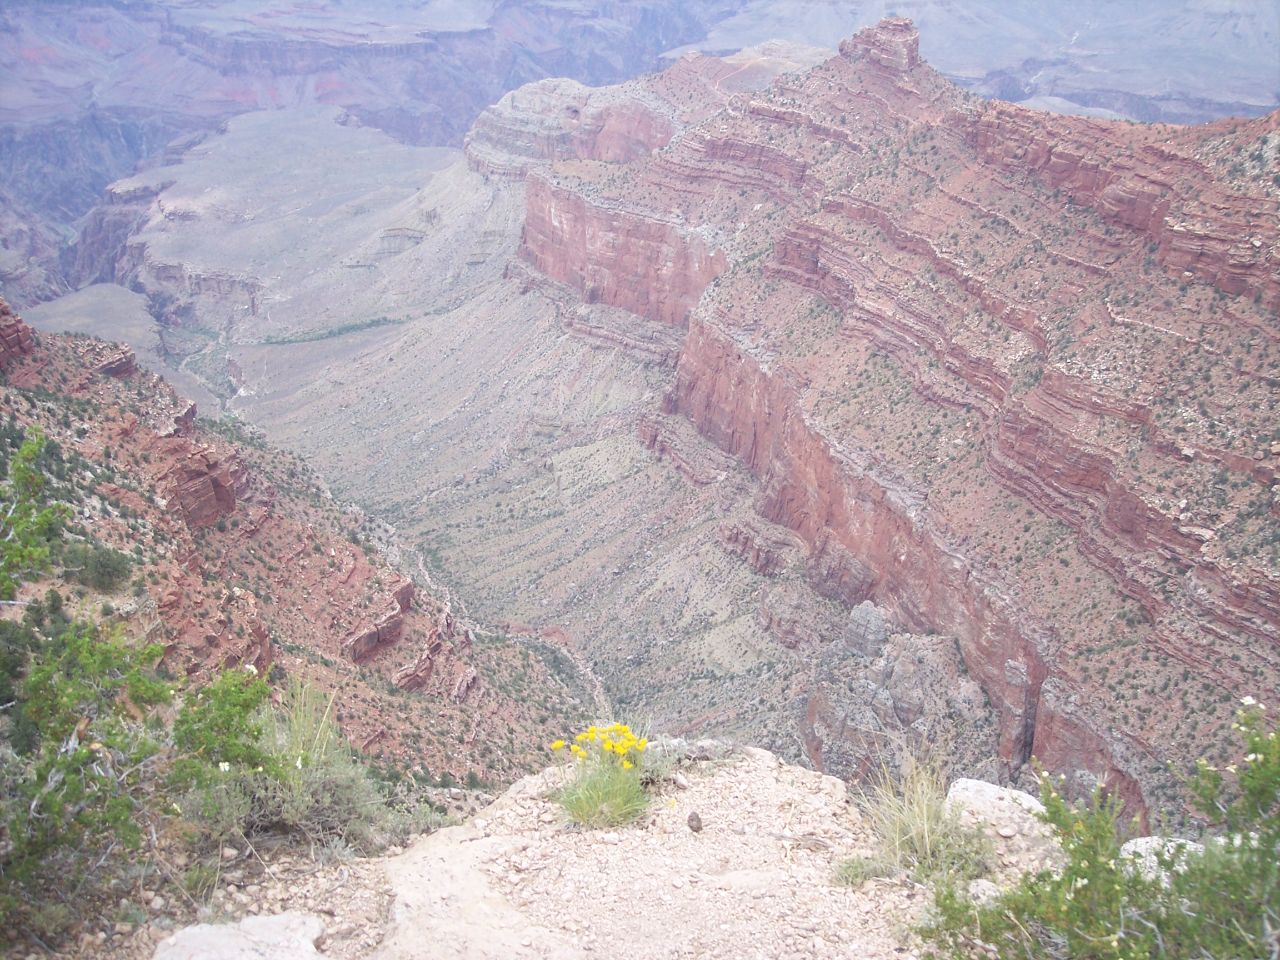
[[153, 912, 326, 960]]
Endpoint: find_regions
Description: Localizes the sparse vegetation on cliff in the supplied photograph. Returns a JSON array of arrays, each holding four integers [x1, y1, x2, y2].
[[0, 426, 441, 943], [924, 701, 1279, 959], [177, 674, 442, 855], [840, 761, 991, 889]]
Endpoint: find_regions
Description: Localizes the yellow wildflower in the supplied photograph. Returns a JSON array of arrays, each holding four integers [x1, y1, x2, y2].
[[550, 739, 565, 751]]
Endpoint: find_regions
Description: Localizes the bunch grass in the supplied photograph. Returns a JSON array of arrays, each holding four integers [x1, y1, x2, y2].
[[840, 759, 990, 887]]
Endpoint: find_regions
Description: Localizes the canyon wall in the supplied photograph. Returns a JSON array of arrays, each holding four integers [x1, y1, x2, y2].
[[51, 13, 1277, 811], [515, 18, 1280, 810], [0, 296, 591, 781], [521, 175, 726, 328]]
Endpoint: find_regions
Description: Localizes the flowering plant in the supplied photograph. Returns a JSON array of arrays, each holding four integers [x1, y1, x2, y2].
[[550, 722, 650, 827], [552, 722, 648, 768]]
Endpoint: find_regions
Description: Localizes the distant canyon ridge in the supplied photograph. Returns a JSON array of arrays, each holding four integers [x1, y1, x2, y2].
[[2, 4, 1279, 819], [2, 0, 1277, 303]]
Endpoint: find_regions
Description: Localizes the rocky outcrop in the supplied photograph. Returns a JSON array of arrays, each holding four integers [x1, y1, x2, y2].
[[161, 445, 240, 530], [945, 778, 1063, 884], [720, 517, 803, 577], [341, 605, 407, 663], [838, 15, 920, 74], [94, 346, 139, 378], [0, 298, 34, 364], [520, 175, 726, 328], [65, 179, 167, 288], [393, 597, 472, 692], [465, 78, 675, 178], [342, 579, 415, 662], [374, 747, 922, 960]]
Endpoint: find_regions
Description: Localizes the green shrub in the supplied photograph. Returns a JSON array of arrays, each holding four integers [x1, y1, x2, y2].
[[846, 761, 991, 887], [0, 433, 438, 938], [0, 431, 67, 599], [552, 723, 650, 828], [172, 668, 273, 786], [1, 622, 168, 918], [180, 680, 439, 852], [58, 542, 132, 593], [924, 701, 1279, 959]]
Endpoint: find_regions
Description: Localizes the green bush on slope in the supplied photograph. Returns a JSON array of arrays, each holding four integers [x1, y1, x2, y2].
[[0, 428, 440, 939], [924, 701, 1279, 960]]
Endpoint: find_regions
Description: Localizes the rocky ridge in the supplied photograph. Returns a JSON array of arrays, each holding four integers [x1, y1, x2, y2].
[[0, 302, 593, 782], [504, 19, 1280, 813]]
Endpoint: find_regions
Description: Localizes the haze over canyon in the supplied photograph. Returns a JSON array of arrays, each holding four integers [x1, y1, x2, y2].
[[3, 0, 1279, 825]]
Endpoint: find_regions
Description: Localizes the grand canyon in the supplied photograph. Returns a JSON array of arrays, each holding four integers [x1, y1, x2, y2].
[[2, 1, 1279, 955]]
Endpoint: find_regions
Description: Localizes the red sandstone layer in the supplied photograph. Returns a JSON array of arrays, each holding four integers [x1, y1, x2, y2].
[[516, 18, 1280, 809]]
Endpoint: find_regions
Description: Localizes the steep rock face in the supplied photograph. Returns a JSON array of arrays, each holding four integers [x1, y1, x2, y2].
[[521, 174, 727, 328], [465, 78, 675, 178], [342, 578, 415, 663], [161, 443, 241, 530], [512, 46, 829, 326], [671, 316, 1051, 780], [517, 18, 1280, 810], [0, 299, 34, 364], [66, 179, 167, 288], [0, 310, 592, 782]]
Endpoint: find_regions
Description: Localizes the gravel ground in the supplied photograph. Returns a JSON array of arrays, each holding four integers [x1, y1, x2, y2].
[[376, 748, 926, 960], [57, 748, 1060, 960]]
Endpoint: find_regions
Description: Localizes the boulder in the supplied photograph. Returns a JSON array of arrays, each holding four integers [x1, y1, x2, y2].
[[153, 912, 325, 960]]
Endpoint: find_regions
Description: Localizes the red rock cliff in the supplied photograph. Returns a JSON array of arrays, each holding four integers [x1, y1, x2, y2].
[[0, 299, 35, 365], [517, 17, 1280, 810], [520, 173, 727, 327]]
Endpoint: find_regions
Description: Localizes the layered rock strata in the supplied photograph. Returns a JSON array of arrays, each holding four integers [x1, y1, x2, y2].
[[514, 19, 1280, 811], [0, 298, 591, 781], [0, 300, 34, 363]]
